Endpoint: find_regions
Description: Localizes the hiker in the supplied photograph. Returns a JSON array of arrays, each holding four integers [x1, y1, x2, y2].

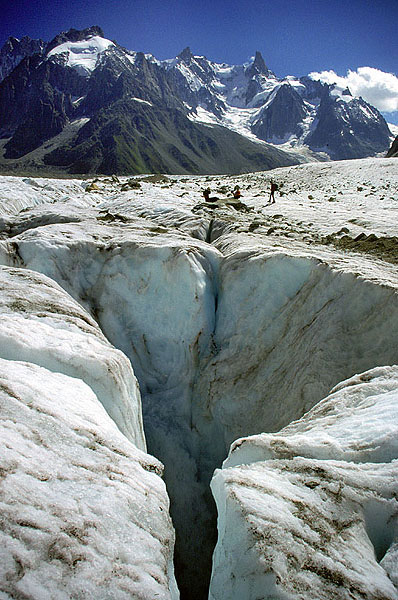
[[268, 179, 278, 203], [203, 188, 218, 203], [233, 185, 241, 200]]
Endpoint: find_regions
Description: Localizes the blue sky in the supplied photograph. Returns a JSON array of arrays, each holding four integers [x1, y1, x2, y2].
[[1, 0, 397, 123]]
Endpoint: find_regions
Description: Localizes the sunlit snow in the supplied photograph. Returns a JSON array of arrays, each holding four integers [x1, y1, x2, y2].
[[47, 36, 115, 76]]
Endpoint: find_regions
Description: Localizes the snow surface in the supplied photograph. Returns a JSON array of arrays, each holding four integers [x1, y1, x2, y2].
[[210, 366, 398, 599], [0, 157, 397, 599], [47, 36, 115, 76], [0, 356, 178, 599], [0, 266, 146, 450], [388, 122, 398, 137], [131, 97, 153, 106]]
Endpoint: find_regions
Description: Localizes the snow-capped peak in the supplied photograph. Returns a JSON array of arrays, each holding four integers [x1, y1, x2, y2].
[[47, 35, 115, 76]]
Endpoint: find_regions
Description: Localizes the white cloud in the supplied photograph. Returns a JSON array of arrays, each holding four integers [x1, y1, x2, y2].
[[309, 67, 398, 113]]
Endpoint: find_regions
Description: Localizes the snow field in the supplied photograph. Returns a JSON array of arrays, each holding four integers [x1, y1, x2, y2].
[[0, 176, 87, 215], [47, 36, 115, 76]]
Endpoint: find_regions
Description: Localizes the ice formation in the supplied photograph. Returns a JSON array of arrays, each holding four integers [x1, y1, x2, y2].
[[210, 367, 398, 599], [0, 268, 178, 599], [0, 266, 145, 448], [0, 157, 397, 599]]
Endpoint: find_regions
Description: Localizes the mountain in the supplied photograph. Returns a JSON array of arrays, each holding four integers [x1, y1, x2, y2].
[[0, 28, 299, 176], [0, 26, 392, 176], [165, 51, 391, 160]]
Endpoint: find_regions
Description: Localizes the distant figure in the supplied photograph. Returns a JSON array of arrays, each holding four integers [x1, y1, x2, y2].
[[203, 187, 218, 203], [233, 185, 242, 200], [268, 179, 278, 203]]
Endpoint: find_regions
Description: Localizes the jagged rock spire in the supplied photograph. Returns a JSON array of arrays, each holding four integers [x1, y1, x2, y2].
[[253, 50, 268, 73], [177, 46, 194, 63], [245, 50, 271, 77]]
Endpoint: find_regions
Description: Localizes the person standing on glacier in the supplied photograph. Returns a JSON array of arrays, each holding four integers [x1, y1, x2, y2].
[[268, 180, 278, 203]]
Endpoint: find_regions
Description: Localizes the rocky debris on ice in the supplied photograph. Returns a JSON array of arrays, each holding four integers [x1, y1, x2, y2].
[[0, 357, 178, 599], [210, 366, 398, 599]]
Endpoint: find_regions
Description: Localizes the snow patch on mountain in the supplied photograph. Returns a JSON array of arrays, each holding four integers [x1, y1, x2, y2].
[[131, 97, 153, 106], [388, 122, 398, 136], [47, 36, 115, 76]]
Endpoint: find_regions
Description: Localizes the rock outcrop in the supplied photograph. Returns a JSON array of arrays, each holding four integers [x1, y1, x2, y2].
[[387, 135, 398, 157]]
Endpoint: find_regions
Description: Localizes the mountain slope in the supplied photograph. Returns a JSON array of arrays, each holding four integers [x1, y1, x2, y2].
[[166, 50, 391, 160], [0, 29, 300, 175], [0, 35, 45, 82]]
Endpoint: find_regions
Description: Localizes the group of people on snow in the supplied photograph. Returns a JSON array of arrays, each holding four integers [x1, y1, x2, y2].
[[202, 185, 242, 203], [202, 180, 278, 205]]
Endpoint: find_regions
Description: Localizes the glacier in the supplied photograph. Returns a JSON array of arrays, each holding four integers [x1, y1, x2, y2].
[[0, 157, 397, 599]]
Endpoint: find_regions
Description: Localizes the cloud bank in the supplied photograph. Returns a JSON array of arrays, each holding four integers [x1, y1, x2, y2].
[[309, 67, 398, 113]]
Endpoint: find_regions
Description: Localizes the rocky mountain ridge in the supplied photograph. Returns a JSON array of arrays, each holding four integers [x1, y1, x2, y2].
[[0, 26, 392, 175]]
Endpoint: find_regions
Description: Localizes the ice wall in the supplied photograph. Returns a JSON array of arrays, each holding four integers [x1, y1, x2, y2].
[[0, 266, 145, 449], [193, 248, 398, 447], [0, 267, 178, 599]]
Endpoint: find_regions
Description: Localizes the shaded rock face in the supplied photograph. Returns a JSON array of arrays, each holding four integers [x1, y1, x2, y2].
[[0, 54, 88, 154], [251, 83, 307, 141], [386, 135, 398, 157], [245, 50, 272, 78], [304, 94, 392, 159], [0, 35, 45, 82]]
